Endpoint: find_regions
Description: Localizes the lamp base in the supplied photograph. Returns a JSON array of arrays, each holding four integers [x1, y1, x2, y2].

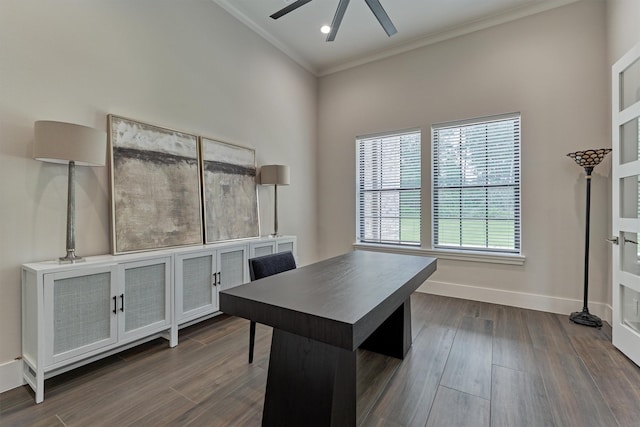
[[569, 309, 602, 328], [59, 249, 85, 264], [269, 233, 280, 238]]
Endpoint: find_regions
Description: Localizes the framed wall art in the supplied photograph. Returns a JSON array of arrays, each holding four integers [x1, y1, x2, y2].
[[200, 137, 259, 243], [108, 115, 203, 254]]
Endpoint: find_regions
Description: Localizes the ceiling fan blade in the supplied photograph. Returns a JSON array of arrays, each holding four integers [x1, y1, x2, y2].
[[326, 0, 350, 42], [270, 0, 314, 20], [364, 0, 397, 37]]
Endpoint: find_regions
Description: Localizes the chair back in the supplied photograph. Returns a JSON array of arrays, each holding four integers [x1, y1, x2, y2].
[[249, 251, 296, 281]]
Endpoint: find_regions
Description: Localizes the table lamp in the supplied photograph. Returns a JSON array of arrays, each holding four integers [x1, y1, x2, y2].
[[566, 148, 611, 327], [260, 164, 290, 237], [33, 120, 107, 263]]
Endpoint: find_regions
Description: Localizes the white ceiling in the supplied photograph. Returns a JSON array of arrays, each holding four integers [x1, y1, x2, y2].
[[212, 0, 580, 76]]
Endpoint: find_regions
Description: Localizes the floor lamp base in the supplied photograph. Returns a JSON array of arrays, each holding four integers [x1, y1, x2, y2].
[[59, 249, 84, 264], [569, 309, 602, 328]]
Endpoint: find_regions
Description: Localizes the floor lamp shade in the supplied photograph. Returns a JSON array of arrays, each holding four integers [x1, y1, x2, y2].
[[33, 121, 107, 263], [260, 165, 290, 237], [260, 165, 290, 186], [34, 121, 106, 166]]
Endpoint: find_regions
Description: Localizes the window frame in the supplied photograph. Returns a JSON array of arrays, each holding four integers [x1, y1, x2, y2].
[[355, 128, 422, 247], [431, 112, 522, 255]]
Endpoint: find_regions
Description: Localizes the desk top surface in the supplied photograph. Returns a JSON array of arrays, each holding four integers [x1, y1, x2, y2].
[[220, 250, 437, 349]]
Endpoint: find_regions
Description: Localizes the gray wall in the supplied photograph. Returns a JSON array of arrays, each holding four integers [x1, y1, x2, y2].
[[317, 1, 610, 313], [0, 0, 318, 368]]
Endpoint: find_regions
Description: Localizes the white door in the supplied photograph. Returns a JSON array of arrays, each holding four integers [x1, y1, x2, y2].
[[612, 42, 640, 366]]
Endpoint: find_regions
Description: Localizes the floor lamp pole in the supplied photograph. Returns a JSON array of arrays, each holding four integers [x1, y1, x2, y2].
[[570, 166, 602, 328], [271, 184, 279, 237], [60, 160, 82, 263]]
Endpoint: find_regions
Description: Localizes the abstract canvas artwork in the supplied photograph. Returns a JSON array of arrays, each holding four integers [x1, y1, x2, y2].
[[201, 137, 259, 242], [108, 115, 203, 254]]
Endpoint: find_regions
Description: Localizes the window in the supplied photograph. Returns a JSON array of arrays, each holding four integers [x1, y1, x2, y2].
[[356, 129, 421, 245], [432, 113, 521, 253]]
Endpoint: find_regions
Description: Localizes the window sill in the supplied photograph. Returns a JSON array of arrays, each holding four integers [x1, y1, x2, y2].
[[352, 243, 526, 266]]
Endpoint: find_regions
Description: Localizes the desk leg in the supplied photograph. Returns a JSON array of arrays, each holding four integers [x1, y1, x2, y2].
[[262, 329, 356, 427], [360, 297, 412, 359]]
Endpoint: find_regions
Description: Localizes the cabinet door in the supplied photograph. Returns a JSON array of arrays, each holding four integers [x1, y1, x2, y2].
[[175, 250, 218, 324], [119, 257, 171, 342], [276, 237, 297, 257], [217, 245, 248, 291], [250, 241, 276, 258], [44, 265, 118, 366]]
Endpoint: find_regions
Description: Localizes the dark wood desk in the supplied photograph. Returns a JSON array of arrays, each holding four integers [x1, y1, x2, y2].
[[220, 250, 437, 427]]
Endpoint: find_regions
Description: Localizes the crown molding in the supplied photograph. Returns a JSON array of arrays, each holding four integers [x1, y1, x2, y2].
[[318, 0, 582, 76], [212, 0, 582, 77], [211, 0, 318, 75]]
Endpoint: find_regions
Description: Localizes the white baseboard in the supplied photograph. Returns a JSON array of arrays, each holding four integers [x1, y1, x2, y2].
[[0, 359, 24, 394], [418, 279, 613, 324]]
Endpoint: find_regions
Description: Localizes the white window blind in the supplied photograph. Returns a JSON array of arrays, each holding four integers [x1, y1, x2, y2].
[[432, 113, 521, 253], [356, 130, 421, 245]]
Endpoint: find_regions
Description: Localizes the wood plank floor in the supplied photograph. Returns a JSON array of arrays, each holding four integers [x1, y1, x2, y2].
[[2, 293, 640, 427]]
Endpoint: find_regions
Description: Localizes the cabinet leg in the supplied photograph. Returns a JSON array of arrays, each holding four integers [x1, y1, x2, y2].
[[170, 326, 178, 347], [36, 371, 44, 404]]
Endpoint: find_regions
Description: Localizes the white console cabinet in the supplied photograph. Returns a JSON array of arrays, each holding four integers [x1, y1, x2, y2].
[[22, 236, 296, 403]]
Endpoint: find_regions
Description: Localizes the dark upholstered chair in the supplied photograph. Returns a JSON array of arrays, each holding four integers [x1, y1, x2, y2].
[[247, 251, 297, 363]]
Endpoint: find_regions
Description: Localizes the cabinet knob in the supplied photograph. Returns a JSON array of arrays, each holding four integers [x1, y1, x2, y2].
[[113, 296, 117, 314], [120, 294, 125, 312]]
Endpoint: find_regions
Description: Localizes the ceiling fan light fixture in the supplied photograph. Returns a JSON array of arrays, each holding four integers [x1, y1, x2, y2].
[[271, 0, 396, 41]]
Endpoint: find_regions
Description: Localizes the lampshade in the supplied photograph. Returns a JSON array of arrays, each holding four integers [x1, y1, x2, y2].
[[260, 164, 290, 185], [34, 121, 106, 166], [567, 148, 612, 168]]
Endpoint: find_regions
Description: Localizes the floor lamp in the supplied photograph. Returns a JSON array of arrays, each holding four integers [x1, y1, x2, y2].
[[567, 148, 611, 327], [260, 165, 290, 237], [33, 121, 107, 263]]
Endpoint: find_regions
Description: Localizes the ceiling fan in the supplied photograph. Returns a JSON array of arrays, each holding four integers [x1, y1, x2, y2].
[[270, 0, 397, 42]]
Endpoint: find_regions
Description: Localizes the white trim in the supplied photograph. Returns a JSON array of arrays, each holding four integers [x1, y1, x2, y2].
[[419, 279, 612, 324], [432, 112, 521, 130], [356, 127, 422, 141], [0, 359, 24, 393], [353, 243, 526, 265]]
